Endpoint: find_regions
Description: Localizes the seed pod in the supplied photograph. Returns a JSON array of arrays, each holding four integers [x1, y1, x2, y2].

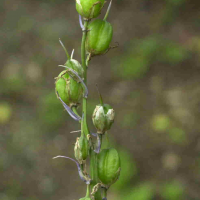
[[74, 114, 90, 163], [55, 59, 84, 107], [76, 0, 105, 19], [79, 198, 91, 200], [86, 19, 113, 56], [92, 104, 115, 134], [74, 135, 89, 164], [97, 148, 121, 187]]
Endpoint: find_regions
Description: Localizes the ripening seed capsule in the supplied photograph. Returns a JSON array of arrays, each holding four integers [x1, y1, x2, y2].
[[92, 104, 115, 134], [74, 135, 89, 164], [76, 0, 105, 19], [86, 19, 113, 56], [55, 59, 84, 107], [98, 148, 121, 187]]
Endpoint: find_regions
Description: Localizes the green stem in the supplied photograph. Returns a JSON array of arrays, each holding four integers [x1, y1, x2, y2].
[[81, 20, 90, 137], [81, 19, 101, 200], [90, 150, 102, 200], [102, 188, 107, 199], [72, 107, 81, 123], [99, 134, 103, 151], [86, 54, 91, 67], [104, 0, 112, 21], [59, 38, 70, 60], [105, 132, 109, 149], [96, 85, 104, 106], [86, 184, 90, 198], [81, 20, 88, 81]]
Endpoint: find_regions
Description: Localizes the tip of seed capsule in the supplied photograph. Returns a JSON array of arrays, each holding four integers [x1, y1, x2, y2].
[[71, 49, 75, 59]]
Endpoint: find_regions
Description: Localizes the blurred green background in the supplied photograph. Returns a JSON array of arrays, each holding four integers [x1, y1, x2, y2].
[[1, 0, 200, 199]]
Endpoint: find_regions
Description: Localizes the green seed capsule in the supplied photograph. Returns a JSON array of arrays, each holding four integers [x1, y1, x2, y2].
[[98, 148, 121, 187], [92, 104, 115, 134], [86, 19, 113, 56], [74, 114, 90, 163], [74, 135, 89, 164], [76, 0, 105, 19], [55, 59, 84, 107], [79, 198, 91, 200]]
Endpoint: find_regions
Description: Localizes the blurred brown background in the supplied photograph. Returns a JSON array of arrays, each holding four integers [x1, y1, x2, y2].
[[1, 0, 200, 199]]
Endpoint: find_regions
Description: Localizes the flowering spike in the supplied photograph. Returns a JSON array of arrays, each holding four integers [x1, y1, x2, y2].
[[56, 91, 82, 121], [59, 38, 70, 60], [53, 155, 90, 184], [79, 15, 84, 30], [104, 0, 112, 21], [59, 65, 88, 98]]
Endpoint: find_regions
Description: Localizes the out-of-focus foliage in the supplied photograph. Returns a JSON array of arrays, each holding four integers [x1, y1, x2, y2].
[[168, 127, 186, 144], [38, 92, 66, 129], [152, 114, 171, 132], [1, 0, 200, 199], [113, 37, 158, 79], [0, 103, 12, 124], [123, 183, 155, 200], [112, 149, 137, 190], [161, 181, 184, 200], [113, 37, 189, 79]]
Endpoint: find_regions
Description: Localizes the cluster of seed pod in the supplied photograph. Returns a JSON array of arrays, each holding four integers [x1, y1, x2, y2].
[[53, 1, 120, 200]]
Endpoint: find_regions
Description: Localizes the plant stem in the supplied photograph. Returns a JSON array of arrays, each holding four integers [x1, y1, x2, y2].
[[90, 150, 102, 200], [81, 19, 102, 200], [81, 20, 90, 137], [104, 0, 112, 21], [86, 184, 90, 198], [59, 38, 70, 60], [72, 107, 81, 123], [102, 188, 107, 200], [81, 20, 89, 105]]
